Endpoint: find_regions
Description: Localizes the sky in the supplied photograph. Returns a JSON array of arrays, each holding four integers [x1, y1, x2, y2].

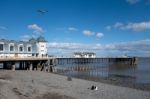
[[0, 0, 150, 57]]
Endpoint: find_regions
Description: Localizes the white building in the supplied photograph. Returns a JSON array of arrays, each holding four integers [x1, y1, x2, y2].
[[0, 36, 48, 58], [74, 52, 96, 58]]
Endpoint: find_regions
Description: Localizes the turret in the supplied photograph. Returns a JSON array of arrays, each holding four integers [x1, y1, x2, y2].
[[36, 36, 48, 57]]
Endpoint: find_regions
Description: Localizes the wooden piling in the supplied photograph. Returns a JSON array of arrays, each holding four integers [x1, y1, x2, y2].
[[12, 63, 15, 71], [29, 63, 33, 71]]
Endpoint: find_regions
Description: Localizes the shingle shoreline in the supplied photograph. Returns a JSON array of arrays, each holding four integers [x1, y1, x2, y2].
[[0, 70, 150, 99]]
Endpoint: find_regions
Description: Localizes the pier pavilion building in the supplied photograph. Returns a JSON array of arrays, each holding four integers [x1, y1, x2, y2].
[[0, 36, 48, 58], [74, 52, 96, 58]]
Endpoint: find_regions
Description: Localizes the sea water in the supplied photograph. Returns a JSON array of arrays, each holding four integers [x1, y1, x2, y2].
[[56, 57, 150, 84]]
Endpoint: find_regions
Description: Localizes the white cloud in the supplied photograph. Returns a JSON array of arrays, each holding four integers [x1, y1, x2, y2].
[[28, 24, 44, 33], [0, 26, 7, 30], [57, 27, 104, 39], [105, 26, 111, 30], [114, 22, 124, 28], [48, 42, 105, 50], [82, 30, 95, 36], [82, 30, 104, 38], [47, 39, 150, 51], [96, 32, 104, 38], [125, 21, 150, 31], [126, 0, 150, 5], [126, 0, 140, 4], [68, 27, 78, 31], [113, 21, 150, 31], [47, 39, 150, 57], [20, 35, 31, 41], [115, 39, 150, 51]]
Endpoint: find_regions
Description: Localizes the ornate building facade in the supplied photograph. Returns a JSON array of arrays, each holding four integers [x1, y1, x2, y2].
[[0, 36, 48, 58]]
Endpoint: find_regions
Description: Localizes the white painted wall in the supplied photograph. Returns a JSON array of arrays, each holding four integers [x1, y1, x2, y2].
[[18, 54, 32, 58], [0, 53, 33, 58], [0, 39, 48, 58], [37, 42, 47, 57], [74, 54, 96, 58], [74, 55, 81, 58]]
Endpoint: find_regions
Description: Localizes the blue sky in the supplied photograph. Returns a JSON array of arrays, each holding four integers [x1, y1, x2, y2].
[[0, 0, 150, 57]]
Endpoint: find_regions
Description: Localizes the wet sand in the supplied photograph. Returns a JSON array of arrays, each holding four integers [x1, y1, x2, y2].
[[0, 70, 150, 99]]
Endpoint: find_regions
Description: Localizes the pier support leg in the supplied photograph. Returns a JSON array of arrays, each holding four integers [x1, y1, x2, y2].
[[22, 61, 26, 70], [37, 62, 42, 71], [25, 61, 28, 70], [29, 63, 33, 71], [12, 62, 15, 71], [50, 66, 53, 72], [3, 62, 6, 69], [48, 65, 56, 73], [19, 61, 23, 70]]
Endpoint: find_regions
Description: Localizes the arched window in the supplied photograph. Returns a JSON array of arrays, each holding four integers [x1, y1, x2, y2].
[[0, 44, 4, 51], [19, 46, 23, 52], [27, 46, 32, 52], [18, 44, 24, 52], [10, 45, 14, 51]]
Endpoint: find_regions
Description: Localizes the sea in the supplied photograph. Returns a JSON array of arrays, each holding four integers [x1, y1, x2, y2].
[[56, 57, 150, 84]]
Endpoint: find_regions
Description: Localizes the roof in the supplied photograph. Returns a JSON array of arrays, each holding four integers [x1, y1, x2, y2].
[[37, 36, 47, 42], [29, 37, 36, 42], [74, 52, 96, 55], [0, 36, 47, 43]]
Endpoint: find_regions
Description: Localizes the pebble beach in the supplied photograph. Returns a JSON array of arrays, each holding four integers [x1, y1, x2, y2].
[[0, 70, 150, 99]]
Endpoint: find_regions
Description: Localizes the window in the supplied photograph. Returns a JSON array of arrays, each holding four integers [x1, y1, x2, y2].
[[10, 45, 14, 51], [0, 44, 3, 51], [28, 46, 31, 52], [41, 50, 44, 52], [19, 46, 23, 52]]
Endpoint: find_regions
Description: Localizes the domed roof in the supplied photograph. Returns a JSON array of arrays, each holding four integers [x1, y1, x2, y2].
[[37, 36, 47, 42], [29, 37, 36, 42]]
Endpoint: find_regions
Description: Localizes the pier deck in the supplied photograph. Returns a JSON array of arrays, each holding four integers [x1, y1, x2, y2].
[[0, 57, 50, 61], [0, 57, 137, 70], [0, 57, 55, 70]]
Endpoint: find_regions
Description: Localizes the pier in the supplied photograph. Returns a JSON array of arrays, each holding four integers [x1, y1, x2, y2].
[[0, 57, 56, 71], [56, 57, 138, 65], [0, 57, 138, 71], [56, 57, 138, 72]]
